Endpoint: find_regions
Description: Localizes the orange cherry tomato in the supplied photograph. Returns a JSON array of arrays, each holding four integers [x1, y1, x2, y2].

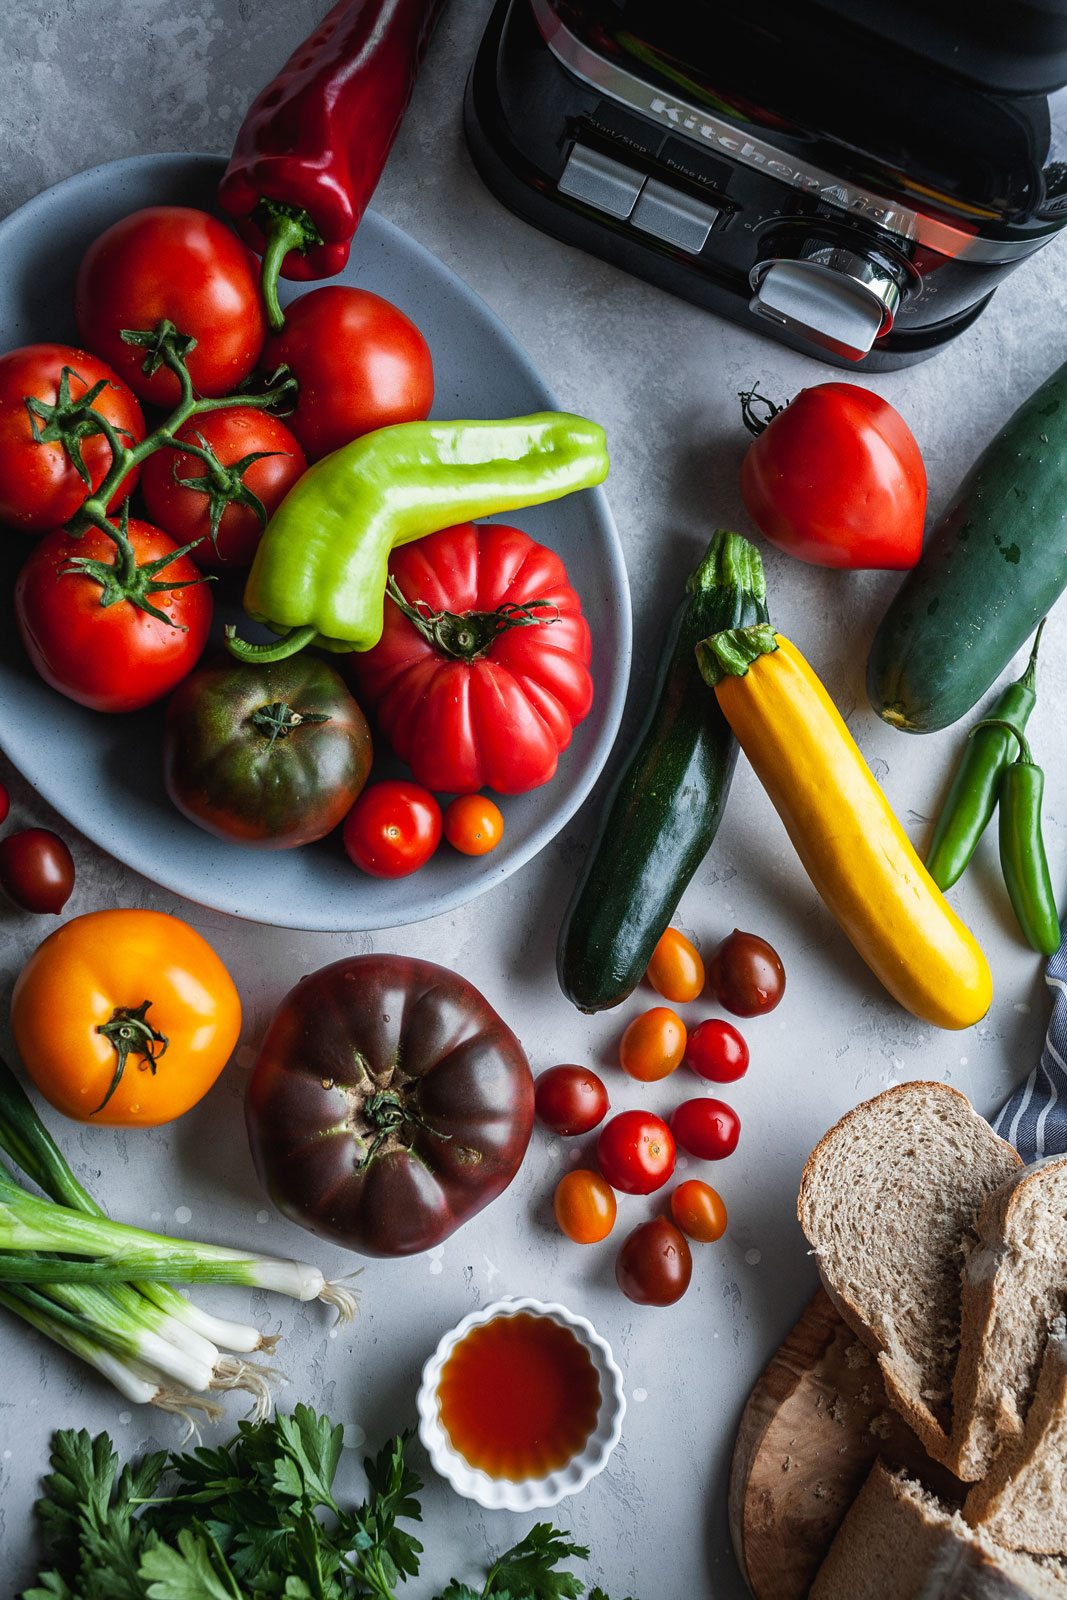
[[671, 1179, 728, 1242], [646, 927, 705, 1004], [443, 793, 504, 856], [10, 909, 242, 1127], [619, 1006, 687, 1082], [553, 1168, 617, 1243]]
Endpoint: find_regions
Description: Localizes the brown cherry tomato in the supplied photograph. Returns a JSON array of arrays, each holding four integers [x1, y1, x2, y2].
[[443, 794, 504, 856], [534, 1064, 609, 1136], [646, 927, 705, 1003], [708, 929, 786, 1016], [619, 1006, 686, 1082], [0, 829, 75, 914], [616, 1216, 693, 1306], [671, 1179, 728, 1242], [553, 1169, 617, 1243]]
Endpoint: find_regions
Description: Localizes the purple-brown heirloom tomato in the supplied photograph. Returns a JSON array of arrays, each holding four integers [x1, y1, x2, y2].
[[245, 954, 534, 1256]]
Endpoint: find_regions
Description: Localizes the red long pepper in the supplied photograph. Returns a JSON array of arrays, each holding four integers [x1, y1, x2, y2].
[[219, 0, 445, 329]]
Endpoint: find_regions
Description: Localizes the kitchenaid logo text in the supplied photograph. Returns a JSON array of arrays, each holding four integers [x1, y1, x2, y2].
[[647, 95, 899, 227]]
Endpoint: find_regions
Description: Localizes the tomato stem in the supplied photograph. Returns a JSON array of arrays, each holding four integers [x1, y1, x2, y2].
[[249, 700, 330, 754], [59, 501, 214, 629], [738, 384, 785, 438], [55, 320, 297, 542], [384, 576, 560, 661], [93, 1000, 169, 1117]]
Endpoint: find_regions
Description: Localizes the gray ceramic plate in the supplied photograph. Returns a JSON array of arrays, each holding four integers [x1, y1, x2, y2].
[[0, 153, 631, 931]]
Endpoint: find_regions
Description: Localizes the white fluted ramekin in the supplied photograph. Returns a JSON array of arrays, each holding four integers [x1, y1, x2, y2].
[[416, 1296, 626, 1511]]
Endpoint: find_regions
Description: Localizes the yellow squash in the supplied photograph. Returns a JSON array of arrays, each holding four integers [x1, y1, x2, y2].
[[699, 627, 991, 1030]]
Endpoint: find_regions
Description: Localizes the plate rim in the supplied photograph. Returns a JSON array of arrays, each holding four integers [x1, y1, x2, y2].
[[0, 151, 632, 932]]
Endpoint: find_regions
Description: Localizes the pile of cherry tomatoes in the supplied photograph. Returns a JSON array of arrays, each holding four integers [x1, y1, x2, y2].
[[536, 924, 786, 1307]]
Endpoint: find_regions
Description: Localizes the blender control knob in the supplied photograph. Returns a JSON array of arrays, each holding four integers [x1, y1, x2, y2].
[[749, 244, 906, 361]]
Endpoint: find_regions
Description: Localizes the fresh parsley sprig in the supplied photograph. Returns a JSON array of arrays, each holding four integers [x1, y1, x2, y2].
[[22, 1410, 637, 1600]]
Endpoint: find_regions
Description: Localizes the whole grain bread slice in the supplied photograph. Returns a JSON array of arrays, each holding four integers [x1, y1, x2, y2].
[[797, 1083, 1022, 1464], [810, 1461, 1067, 1600], [963, 1316, 1067, 1554], [950, 1155, 1067, 1483]]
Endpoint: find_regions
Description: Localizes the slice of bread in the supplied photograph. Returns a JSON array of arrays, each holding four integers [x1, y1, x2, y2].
[[963, 1316, 1067, 1553], [810, 1461, 1067, 1600], [949, 1156, 1067, 1483], [797, 1083, 1022, 1463]]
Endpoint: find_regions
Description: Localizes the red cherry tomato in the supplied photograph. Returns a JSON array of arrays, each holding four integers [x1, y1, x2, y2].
[[671, 1179, 728, 1242], [553, 1169, 617, 1244], [708, 929, 785, 1016], [342, 780, 442, 878], [140, 407, 306, 569], [619, 1006, 686, 1082], [74, 207, 265, 407], [263, 287, 433, 462], [740, 384, 926, 571], [0, 829, 74, 913], [534, 1065, 609, 1136], [670, 1098, 740, 1161], [0, 344, 145, 532], [15, 520, 212, 713], [686, 1018, 750, 1083], [0, 781, 9, 826], [443, 794, 504, 857], [616, 1217, 692, 1306], [597, 1110, 675, 1195], [646, 927, 704, 1003]]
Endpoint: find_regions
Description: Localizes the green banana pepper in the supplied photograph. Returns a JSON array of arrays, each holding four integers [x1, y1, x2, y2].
[[225, 412, 609, 661]]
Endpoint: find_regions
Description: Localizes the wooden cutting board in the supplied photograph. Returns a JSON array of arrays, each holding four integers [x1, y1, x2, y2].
[[728, 1288, 965, 1600]]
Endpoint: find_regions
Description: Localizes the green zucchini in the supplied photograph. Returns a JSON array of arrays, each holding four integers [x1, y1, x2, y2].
[[867, 358, 1067, 733], [556, 530, 767, 1013]]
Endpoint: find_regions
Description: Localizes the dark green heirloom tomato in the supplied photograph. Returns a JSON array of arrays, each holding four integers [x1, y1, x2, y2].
[[162, 654, 372, 849], [245, 954, 535, 1256]]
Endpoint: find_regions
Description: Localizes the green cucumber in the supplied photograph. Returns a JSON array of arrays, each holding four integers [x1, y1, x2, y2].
[[556, 530, 767, 1013], [868, 358, 1067, 732]]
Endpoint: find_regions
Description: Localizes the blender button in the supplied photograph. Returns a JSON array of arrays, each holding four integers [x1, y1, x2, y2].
[[631, 180, 720, 253], [558, 143, 645, 219]]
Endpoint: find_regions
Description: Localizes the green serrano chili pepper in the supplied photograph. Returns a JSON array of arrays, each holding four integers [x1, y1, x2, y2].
[[926, 621, 1045, 890], [976, 718, 1061, 956], [226, 412, 609, 662]]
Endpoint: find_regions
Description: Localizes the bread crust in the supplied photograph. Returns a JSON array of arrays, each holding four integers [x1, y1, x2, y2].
[[798, 1083, 1022, 1474], [950, 1157, 1067, 1483]]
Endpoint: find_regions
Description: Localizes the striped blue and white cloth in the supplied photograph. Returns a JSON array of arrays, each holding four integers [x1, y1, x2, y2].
[[994, 940, 1067, 1161]]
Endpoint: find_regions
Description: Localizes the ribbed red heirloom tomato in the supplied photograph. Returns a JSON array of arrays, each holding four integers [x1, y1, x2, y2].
[[350, 522, 593, 795], [245, 954, 535, 1257], [0, 344, 145, 532], [740, 383, 926, 570]]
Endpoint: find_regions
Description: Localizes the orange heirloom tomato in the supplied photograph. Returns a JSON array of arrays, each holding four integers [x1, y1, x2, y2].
[[553, 1168, 617, 1243], [671, 1179, 728, 1242], [11, 909, 242, 1127], [646, 927, 705, 1004], [443, 794, 504, 856], [619, 1005, 687, 1082]]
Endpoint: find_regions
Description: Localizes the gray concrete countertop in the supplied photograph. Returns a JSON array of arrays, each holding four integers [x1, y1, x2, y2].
[[3, 4, 1067, 1595]]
